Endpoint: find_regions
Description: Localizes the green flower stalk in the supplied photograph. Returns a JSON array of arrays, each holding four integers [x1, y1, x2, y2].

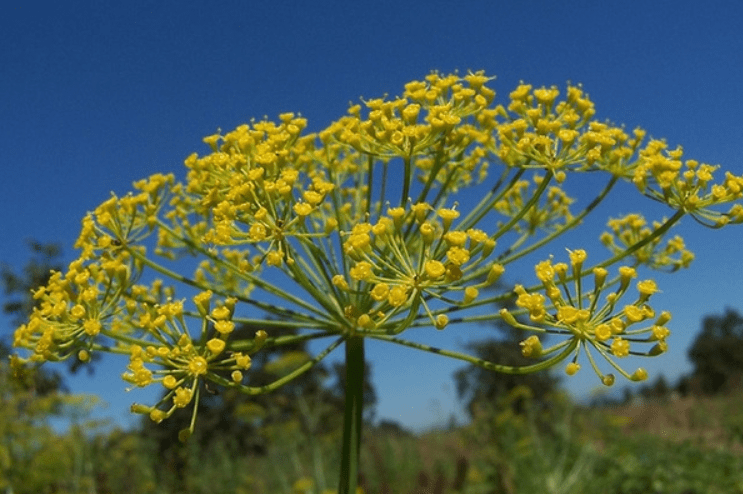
[[12, 71, 743, 493]]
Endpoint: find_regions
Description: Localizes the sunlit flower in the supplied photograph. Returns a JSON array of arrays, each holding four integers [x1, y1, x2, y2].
[[12, 71, 740, 439]]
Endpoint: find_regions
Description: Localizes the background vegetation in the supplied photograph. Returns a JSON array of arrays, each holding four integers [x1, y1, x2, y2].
[[3, 243, 743, 494]]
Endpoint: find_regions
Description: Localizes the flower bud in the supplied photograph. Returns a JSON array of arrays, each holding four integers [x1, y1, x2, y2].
[[253, 330, 268, 351], [630, 368, 648, 382], [487, 264, 505, 284], [435, 314, 449, 330], [130, 403, 152, 415], [463, 286, 479, 305], [654, 311, 672, 326], [499, 308, 518, 326], [565, 362, 580, 376], [593, 267, 608, 288]]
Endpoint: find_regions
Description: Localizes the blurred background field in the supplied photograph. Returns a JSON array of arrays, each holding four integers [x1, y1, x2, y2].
[[3, 376, 743, 494]]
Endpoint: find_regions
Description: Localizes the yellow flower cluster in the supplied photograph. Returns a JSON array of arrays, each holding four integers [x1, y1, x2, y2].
[[600, 213, 694, 271], [493, 174, 574, 234], [333, 202, 504, 333], [633, 141, 743, 226], [500, 250, 669, 385], [125, 292, 267, 424], [12, 71, 743, 428], [495, 84, 646, 176], [324, 71, 498, 193]]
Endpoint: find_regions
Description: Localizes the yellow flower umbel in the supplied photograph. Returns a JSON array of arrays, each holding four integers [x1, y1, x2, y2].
[[500, 251, 669, 385], [601, 213, 694, 271], [11, 72, 743, 459]]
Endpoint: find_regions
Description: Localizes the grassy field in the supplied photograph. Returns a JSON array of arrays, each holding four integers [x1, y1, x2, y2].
[[140, 388, 743, 494], [275, 388, 743, 494], [4, 388, 743, 494]]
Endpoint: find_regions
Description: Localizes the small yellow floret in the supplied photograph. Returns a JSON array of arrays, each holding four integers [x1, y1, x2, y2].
[[350, 261, 374, 281], [163, 375, 178, 389], [83, 319, 102, 336], [293, 202, 313, 216], [266, 250, 284, 267], [594, 323, 612, 341], [214, 320, 235, 335], [438, 207, 460, 230], [207, 338, 226, 356], [70, 304, 86, 320], [487, 264, 505, 284], [593, 267, 608, 287], [173, 387, 193, 408], [610, 337, 630, 357], [568, 249, 587, 268], [235, 353, 252, 369], [388, 286, 409, 307], [637, 279, 659, 297], [435, 314, 449, 330], [211, 306, 231, 320], [443, 231, 468, 247], [332, 274, 349, 290], [149, 409, 167, 423], [446, 247, 470, 266], [424, 260, 446, 279], [520, 335, 542, 357], [371, 283, 390, 302], [463, 286, 479, 305], [535, 260, 554, 282], [631, 368, 648, 381], [188, 356, 208, 376], [565, 362, 580, 376]]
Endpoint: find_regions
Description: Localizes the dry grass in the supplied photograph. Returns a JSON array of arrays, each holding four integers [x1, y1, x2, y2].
[[599, 389, 743, 453]]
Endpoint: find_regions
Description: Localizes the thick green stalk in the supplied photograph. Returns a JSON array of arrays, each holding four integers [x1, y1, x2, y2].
[[338, 336, 364, 494]]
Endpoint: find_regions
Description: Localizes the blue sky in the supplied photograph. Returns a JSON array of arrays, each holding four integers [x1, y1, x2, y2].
[[2, 0, 742, 432]]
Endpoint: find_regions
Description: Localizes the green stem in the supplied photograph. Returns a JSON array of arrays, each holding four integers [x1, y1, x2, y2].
[[400, 156, 412, 207], [209, 336, 345, 395], [338, 336, 364, 494], [369, 333, 577, 374], [495, 175, 618, 268]]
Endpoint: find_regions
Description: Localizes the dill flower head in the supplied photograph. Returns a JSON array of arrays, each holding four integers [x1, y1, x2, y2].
[[500, 251, 669, 385], [12, 71, 743, 431]]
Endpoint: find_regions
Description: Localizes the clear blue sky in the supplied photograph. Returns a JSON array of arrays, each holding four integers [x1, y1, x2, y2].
[[2, 0, 742, 432]]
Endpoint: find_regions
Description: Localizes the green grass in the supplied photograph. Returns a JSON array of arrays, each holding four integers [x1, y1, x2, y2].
[[5, 389, 743, 493]]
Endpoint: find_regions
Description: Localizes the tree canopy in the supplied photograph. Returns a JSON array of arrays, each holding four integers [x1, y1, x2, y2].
[[686, 307, 743, 394]]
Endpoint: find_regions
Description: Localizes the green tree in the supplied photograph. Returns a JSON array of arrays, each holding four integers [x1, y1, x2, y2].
[[454, 293, 560, 417], [687, 307, 743, 394]]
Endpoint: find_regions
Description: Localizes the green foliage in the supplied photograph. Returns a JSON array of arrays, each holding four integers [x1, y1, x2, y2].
[[687, 307, 743, 394], [459, 386, 595, 494], [590, 435, 743, 494], [4, 384, 743, 493], [0, 361, 114, 494]]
